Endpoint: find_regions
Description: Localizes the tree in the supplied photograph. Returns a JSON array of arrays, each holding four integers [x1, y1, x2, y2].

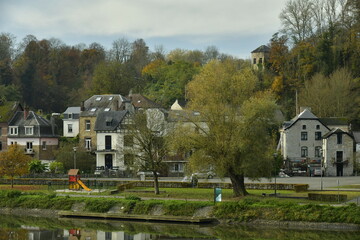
[[49, 162, 65, 174], [125, 109, 167, 194], [170, 60, 279, 196], [0, 145, 32, 188], [54, 143, 95, 173], [28, 159, 47, 174], [299, 67, 357, 117]]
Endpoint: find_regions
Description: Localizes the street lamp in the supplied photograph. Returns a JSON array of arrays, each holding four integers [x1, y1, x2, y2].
[[320, 149, 324, 191], [73, 147, 77, 169], [273, 152, 278, 197]]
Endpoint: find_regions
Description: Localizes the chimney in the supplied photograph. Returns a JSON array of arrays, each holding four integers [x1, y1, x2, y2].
[[81, 101, 85, 111], [24, 107, 30, 120]]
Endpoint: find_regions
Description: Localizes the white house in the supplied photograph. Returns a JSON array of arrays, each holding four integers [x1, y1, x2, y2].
[[63, 107, 81, 138], [323, 128, 354, 176]]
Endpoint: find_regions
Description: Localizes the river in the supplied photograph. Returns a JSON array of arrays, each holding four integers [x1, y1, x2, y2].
[[1, 215, 360, 240]]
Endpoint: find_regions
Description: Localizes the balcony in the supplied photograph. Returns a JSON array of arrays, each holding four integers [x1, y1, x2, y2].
[[25, 148, 35, 154]]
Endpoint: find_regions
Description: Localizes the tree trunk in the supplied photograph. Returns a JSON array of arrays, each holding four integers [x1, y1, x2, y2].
[[153, 173, 160, 195], [11, 178, 14, 188], [229, 171, 248, 196]]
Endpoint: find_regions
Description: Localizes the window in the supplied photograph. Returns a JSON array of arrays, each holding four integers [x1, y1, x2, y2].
[[108, 96, 113, 100], [0, 127, 2, 136], [68, 124, 73, 133], [42, 141, 47, 150], [337, 133, 343, 144], [25, 126, 33, 135], [9, 127, 18, 135], [124, 135, 133, 147], [26, 142, 33, 149], [315, 132, 322, 140], [259, 58, 263, 64], [316, 125, 320, 130], [253, 58, 256, 64], [68, 113, 73, 119], [0, 141, 2, 151], [301, 132, 308, 141], [96, 96, 102, 101], [302, 125, 306, 130], [104, 108, 110, 111], [301, 146, 308, 157], [85, 138, 91, 150], [315, 146, 322, 157], [105, 135, 112, 150], [173, 163, 184, 172], [90, 108, 96, 112], [85, 120, 91, 131]]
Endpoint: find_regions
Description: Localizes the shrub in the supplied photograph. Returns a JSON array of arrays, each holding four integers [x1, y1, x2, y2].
[[294, 184, 309, 192]]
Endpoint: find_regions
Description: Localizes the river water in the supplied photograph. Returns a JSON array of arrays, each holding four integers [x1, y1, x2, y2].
[[1, 215, 360, 240]]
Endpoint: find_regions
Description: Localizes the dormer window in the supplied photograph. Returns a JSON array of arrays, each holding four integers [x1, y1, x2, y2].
[[68, 113, 72, 119], [104, 108, 110, 111], [9, 127, 18, 135], [90, 108, 96, 112], [108, 97, 113, 100], [96, 97, 102, 101], [25, 126, 34, 135]]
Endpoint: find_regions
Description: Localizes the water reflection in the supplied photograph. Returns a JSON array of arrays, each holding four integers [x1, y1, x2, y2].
[[0, 214, 360, 240]]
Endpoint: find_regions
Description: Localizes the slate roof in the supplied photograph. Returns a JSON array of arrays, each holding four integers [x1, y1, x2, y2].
[[353, 131, 360, 143], [0, 101, 22, 122], [8, 111, 58, 137], [323, 128, 353, 139], [63, 107, 81, 114], [283, 108, 329, 130], [251, 45, 270, 53], [81, 94, 128, 117], [319, 117, 348, 127], [94, 111, 128, 131], [128, 94, 163, 109]]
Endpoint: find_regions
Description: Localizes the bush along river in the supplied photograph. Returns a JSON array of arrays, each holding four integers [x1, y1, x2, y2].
[[1, 214, 360, 240]]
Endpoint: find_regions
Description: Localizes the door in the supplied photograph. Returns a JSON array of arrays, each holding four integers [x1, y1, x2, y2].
[[105, 154, 113, 170], [336, 151, 343, 176]]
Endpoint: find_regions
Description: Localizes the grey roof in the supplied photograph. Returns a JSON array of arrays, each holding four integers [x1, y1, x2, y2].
[[63, 107, 81, 114], [8, 111, 58, 137], [323, 128, 353, 139], [81, 94, 128, 117], [284, 109, 329, 130], [251, 45, 270, 53], [353, 131, 360, 143], [319, 117, 348, 127], [94, 111, 128, 131]]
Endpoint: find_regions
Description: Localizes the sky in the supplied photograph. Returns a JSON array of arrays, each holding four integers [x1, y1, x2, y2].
[[0, 0, 288, 59]]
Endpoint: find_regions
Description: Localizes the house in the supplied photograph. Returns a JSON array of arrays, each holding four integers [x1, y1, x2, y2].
[[79, 94, 130, 152], [128, 93, 163, 110], [62, 107, 81, 138], [323, 128, 354, 176], [94, 110, 131, 174], [279, 108, 353, 176], [7, 109, 59, 165], [0, 101, 23, 152], [251, 45, 270, 70]]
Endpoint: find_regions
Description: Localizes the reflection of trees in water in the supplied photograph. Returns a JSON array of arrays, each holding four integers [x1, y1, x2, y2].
[[0, 214, 360, 240]]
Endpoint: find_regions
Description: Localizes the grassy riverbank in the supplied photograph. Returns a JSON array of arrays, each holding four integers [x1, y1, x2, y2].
[[2, 189, 360, 225]]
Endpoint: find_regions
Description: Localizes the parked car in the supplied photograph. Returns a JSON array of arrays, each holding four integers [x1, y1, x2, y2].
[[191, 171, 215, 179], [136, 171, 160, 177]]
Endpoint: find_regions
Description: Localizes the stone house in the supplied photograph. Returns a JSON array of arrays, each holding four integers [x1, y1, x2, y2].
[[7, 109, 59, 165], [323, 128, 354, 176], [251, 45, 270, 70], [0, 101, 23, 152], [79, 94, 129, 152], [62, 107, 81, 138], [279, 108, 354, 176]]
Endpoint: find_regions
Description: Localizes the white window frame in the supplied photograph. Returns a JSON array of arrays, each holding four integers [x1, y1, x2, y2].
[[68, 124, 73, 133], [85, 120, 91, 131], [9, 126, 18, 135], [85, 138, 91, 150], [25, 126, 34, 135], [42, 141, 47, 150]]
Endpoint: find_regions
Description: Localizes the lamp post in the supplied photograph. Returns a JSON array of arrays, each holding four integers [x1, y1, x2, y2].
[[320, 149, 323, 191], [73, 147, 77, 169], [273, 152, 278, 197]]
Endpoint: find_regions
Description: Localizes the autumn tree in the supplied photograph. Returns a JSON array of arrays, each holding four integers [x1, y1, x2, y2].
[[125, 109, 167, 194], [0, 145, 32, 188], [170, 60, 279, 196], [299, 67, 357, 117]]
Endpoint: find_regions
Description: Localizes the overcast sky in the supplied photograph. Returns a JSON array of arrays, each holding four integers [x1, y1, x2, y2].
[[0, 0, 288, 59]]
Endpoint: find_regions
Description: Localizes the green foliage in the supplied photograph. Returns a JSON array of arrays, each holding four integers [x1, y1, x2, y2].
[[28, 159, 47, 174], [125, 195, 141, 201], [49, 162, 64, 174]]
